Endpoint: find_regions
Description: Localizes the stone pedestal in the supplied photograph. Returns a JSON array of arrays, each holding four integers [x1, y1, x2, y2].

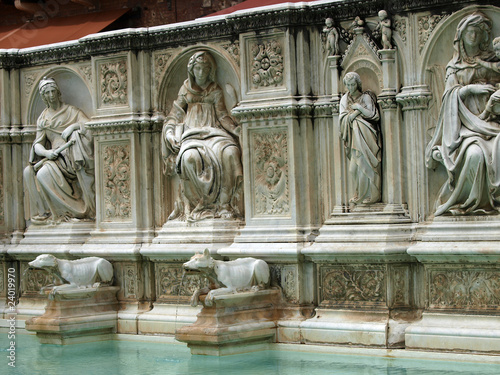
[[25, 286, 119, 344], [175, 289, 280, 356]]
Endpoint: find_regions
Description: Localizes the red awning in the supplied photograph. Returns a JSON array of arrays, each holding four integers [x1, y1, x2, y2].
[[209, 0, 314, 17], [0, 9, 129, 50]]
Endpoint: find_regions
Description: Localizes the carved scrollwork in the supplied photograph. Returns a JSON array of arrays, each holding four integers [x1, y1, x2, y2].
[[154, 52, 172, 90], [100, 60, 128, 106], [252, 130, 290, 216], [250, 39, 284, 88], [320, 265, 386, 307], [418, 14, 450, 53], [156, 264, 208, 302], [393, 17, 407, 44], [222, 41, 240, 66], [429, 269, 500, 310], [123, 264, 139, 299], [78, 64, 92, 85], [103, 144, 132, 220], [21, 264, 53, 294]]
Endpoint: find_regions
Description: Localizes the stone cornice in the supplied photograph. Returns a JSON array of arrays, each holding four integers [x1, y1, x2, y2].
[[0, 0, 491, 69]]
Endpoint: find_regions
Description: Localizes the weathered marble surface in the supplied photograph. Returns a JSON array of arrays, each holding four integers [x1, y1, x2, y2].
[[0, 0, 499, 356]]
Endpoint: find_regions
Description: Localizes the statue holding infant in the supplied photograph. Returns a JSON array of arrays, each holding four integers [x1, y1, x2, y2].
[[24, 77, 95, 224], [161, 51, 243, 222], [426, 13, 500, 216]]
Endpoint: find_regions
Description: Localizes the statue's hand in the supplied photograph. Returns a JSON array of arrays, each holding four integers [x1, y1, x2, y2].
[[466, 84, 496, 96], [45, 149, 58, 160]]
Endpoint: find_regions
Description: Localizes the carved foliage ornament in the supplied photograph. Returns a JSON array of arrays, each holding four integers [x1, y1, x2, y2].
[[429, 269, 500, 310], [418, 14, 450, 53], [252, 130, 290, 216], [222, 41, 240, 66], [154, 52, 172, 90], [100, 60, 128, 106], [156, 264, 208, 301], [250, 39, 284, 88], [320, 266, 386, 306], [270, 265, 297, 304], [21, 264, 53, 294], [103, 144, 132, 220]]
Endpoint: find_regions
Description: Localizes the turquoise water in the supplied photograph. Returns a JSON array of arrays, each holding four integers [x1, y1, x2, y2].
[[2, 334, 500, 375]]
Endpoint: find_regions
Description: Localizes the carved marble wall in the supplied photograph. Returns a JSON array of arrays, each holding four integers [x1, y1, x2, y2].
[[0, 0, 499, 354]]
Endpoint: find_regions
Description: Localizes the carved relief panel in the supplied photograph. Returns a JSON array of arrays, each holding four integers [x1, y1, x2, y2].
[[20, 262, 53, 296], [113, 262, 143, 300], [270, 264, 298, 304], [318, 265, 387, 309], [155, 263, 208, 304], [249, 128, 291, 218], [241, 31, 290, 99], [95, 55, 129, 111], [428, 266, 500, 311]]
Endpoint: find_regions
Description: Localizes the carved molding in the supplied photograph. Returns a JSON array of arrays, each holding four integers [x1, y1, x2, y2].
[[232, 105, 300, 121], [249, 39, 284, 89], [429, 268, 500, 311], [396, 86, 432, 111], [251, 130, 291, 217], [103, 143, 132, 220], [87, 120, 159, 135], [99, 59, 128, 107], [319, 265, 386, 307]]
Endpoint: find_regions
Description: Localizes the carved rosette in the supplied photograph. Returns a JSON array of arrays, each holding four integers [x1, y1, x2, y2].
[[319, 265, 386, 308], [418, 14, 449, 53], [21, 263, 53, 295], [103, 144, 132, 220], [249, 39, 284, 89], [429, 268, 500, 311], [155, 263, 208, 303], [99, 60, 128, 106], [251, 130, 290, 216]]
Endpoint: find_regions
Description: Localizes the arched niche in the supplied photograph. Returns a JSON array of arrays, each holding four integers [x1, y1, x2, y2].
[[420, 5, 500, 215], [341, 59, 383, 96], [28, 68, 93, 125], [158, 46, 241, 115]]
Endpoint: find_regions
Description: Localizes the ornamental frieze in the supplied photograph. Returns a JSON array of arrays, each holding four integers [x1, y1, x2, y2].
[[319, 265, 386, 307], [429, 269, 500, 311], [155, 264, 208, 302]]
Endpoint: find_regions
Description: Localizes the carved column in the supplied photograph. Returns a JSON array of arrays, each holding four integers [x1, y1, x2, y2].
[[396, 85, 432, 221], [328, 55, 348, 215], [378, 49, 402, 206]]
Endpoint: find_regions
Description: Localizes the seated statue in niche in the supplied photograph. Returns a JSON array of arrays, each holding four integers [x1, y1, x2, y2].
[[23, 77, 95, 224], [161, 51, 243, 222], [340, 72, 382, 205], [426, 13, 500, 216]]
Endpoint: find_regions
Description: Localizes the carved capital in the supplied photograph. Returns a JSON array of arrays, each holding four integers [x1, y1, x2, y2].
[[396, 85, 432, 111], [378, 92, 398, 110]]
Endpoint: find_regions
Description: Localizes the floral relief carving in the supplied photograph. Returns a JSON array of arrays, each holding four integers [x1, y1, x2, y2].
[[320, 266, 386, 306], [429, 269, 500, 310], [392, 266, 408, 306], [222, 41, 240, 66], [156, 264, 208, 301], [123, 264, 138, 299], [270, 265, 297, 303], [252, 130, 290, 216], [393, 17, 407, 44], [250, 39, 284, 88], [78, 64, 92, 84], [103, 144, 132, 220], [418, 14, 449, 53], [154, 52, 172, 89], [24, 72, 38, 97], [100, 60, 128, 106], [21, 264, 53, 294]]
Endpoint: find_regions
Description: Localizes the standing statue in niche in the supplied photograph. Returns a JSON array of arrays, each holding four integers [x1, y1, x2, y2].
[[161, 51, 243, 222], [323, 18, 340, 56], [24, 77, 95, 224], [426, 13, 500, 216], [374, 10, 392, 50], [340, 72, 382, 205]]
